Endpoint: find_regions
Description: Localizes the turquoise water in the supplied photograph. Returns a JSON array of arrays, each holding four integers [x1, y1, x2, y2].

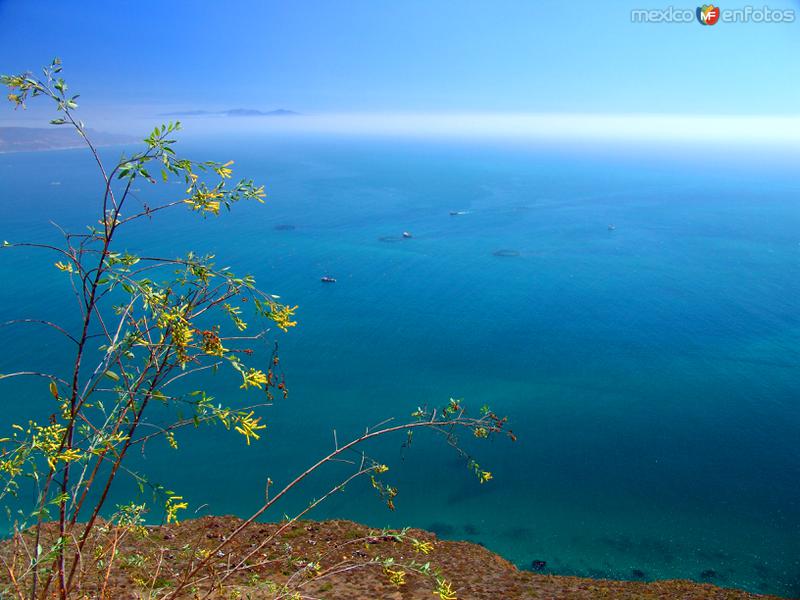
[[1, 135, 799, 597]]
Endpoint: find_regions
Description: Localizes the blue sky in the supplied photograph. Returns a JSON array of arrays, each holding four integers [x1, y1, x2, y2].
[[1, 0, 799, 116]]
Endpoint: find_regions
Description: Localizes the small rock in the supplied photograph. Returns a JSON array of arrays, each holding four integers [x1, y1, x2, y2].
[[493, 249, 521, 258], [531, 559, 547, 571]]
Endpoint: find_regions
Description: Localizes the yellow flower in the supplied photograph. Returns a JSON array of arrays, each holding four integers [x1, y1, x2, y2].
[[184, 189, 223, 215], [473, 427, 489, 439], [412, 539, 434, 555], [240, 368, 268, 390], [234, 411, 266, 445], [434, 578, 457, 600], [479, 471, 492, 484], [0, 459, 22, 477], [200, 329, 226, 356], [215, 160, 234, 179], [385, 568, 406, 587], [157, 307, 193, 365], [269, 304, 298, 332], [165, 494, 188, 524], [253, 185, 266, 202], [58, 448, 82, 462]]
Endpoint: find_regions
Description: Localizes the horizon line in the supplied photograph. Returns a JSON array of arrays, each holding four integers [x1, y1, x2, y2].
[[3, 112, 800, 144]]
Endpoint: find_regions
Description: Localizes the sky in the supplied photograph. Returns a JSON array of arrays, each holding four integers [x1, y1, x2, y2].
[[0, 0, 799, 140]]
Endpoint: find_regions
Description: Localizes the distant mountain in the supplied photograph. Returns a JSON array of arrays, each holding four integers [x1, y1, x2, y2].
[[0, 127, 137, 153], [258, 109, 299, 117], [160, 108, 301, 117], [224, 108, 265, 117], [162, 110, 214, 116]]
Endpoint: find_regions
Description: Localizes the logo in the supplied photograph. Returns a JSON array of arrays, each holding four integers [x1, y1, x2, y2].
[[697, 4, 721, 24], [631, 4, 795, 24]]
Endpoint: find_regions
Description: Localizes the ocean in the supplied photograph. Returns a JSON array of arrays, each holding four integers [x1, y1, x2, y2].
[[0, 133, 798, 596]]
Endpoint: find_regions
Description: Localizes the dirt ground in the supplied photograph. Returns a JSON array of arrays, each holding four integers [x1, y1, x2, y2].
[[0, 516, 789, 599]]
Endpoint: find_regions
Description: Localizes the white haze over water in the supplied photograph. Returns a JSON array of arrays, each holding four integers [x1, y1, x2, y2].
[[4, 111, 800, 147], [213, 113, 800, 145]]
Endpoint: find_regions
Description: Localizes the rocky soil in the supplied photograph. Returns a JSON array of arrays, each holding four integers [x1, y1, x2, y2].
[[0, 517, 788, 599]]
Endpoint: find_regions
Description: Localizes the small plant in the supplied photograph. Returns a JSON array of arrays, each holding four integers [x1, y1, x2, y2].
[[0, 60, 514, 599]]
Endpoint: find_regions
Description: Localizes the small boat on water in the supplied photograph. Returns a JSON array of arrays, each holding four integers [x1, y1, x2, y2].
[[608, 224, 616, 231], [449, 210, 468, 216], [402, 231, 413, 238], [320, 276, 337, 283]]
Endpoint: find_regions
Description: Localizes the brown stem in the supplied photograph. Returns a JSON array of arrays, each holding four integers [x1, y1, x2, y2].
[[62, 353, 173, 594], [165, 416, 485, 599]]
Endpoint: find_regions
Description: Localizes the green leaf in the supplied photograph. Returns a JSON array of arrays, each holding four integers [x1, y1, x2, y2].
[[105, 371, 120, 382]]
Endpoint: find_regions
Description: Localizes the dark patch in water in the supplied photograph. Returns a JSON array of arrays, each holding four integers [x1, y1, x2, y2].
[[638, 538, 675, 563], [503, 525, 535, 541], [444, 478, 494, 507], [700, 569, 717, 580], [427, 522, 455, 537], [599, 535, 675, 564], [463, 524, 478, 535], [630, 568, 646, 579], [598, 535, 633, 554], [695, 548, 729, 562], [753, 562, 770, 579], [530, 560, 547, 571], [274, 224, 296, 231], [492, 249, 521, 258]]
